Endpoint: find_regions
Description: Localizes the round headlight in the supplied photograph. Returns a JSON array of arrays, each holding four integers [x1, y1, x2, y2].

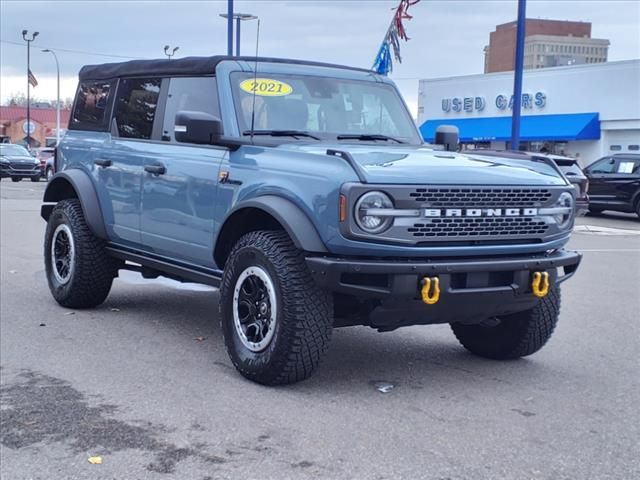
[[355, 191, 394, 233], [554, 191, 574, 228]]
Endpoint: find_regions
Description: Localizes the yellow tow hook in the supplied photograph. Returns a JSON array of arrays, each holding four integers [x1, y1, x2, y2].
[[531, 271, 550, 298], [421, 277, 440, 305]]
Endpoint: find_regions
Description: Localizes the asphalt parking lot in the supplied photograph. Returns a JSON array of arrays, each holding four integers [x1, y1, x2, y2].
[[1, 180, 639, 480]]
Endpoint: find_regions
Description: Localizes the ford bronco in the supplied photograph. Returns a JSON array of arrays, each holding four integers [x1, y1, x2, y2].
[[41, 56, 581, 385]]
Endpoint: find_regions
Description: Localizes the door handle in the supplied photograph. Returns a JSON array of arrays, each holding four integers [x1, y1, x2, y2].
[[144, 164, 166, 175], [94, 159, 112, 168]]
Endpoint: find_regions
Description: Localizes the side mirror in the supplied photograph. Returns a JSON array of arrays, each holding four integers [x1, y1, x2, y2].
[[434, 125, 459, 152], [174, 111, 223, 145]]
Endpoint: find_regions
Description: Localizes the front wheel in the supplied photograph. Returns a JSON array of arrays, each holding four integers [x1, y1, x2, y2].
[[11, 177, 21, 183], [450, 287, 561, 360], [31, 176, 40, 182], [219, 230, 333, 385], [44, 199, 117, 308]]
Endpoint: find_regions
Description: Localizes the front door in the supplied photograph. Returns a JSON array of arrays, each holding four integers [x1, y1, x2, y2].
[[139, 76, 225, 269]]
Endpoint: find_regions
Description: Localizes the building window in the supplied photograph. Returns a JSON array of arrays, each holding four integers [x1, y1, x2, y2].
[[113, 77, 161, 140], [629, 145, 639, 151], [609, 145, 622, 151]]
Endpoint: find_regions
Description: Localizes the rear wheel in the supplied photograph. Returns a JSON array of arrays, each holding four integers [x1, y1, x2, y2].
[[450, 287, 561, 360], [30, 176, 40, 182], [219, 230, 333, 385], [44, 199, 117, 308]]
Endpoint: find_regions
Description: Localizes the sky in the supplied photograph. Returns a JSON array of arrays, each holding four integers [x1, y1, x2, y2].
[[1, 0, 639, 115]]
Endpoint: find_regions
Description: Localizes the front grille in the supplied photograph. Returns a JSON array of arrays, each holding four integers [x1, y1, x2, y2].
[[409, 187, 552, 207], [408, 217, 549, 238], [10, 162, 37, 171]]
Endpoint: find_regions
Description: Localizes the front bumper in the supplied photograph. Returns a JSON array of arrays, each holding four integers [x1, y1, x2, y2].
[[307, 249, 581, 327], [0, 166, 41, 178]]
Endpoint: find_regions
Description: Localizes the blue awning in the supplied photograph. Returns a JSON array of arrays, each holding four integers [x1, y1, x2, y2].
[[420, 112, 600, 143]]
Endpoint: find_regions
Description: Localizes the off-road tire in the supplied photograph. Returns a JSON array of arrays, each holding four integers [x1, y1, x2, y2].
[[219, 230, 333, 385], [11, 177, 21, 182], [450, 287, 561, 360], [44, 199, 117, 308]]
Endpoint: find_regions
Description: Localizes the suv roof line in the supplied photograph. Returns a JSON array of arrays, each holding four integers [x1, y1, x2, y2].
[[78, 55, 375, 81]]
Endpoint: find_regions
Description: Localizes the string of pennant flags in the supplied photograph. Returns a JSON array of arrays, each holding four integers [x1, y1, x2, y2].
[[372, 0, 421, 76]]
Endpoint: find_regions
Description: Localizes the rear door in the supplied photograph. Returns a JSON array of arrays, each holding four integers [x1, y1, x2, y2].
[[139, 76, 225, 268], [102, 76, 164, 246]]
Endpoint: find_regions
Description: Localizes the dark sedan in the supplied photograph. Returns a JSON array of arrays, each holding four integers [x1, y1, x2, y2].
[[0, 144, 42, 182], [584, 153, 640, 218]]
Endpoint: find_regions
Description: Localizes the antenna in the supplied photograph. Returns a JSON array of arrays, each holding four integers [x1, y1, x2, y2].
[[249, 19, 261, 142]]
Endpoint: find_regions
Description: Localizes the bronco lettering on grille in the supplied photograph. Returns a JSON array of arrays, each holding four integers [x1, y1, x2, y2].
[[424, 208, 538, 217]]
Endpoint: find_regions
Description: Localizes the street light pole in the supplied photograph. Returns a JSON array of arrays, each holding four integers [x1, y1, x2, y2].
[[219, 13, 258, 56], [236, 16, 241, 56], [42, 49, 60, 146], [163, 45, 179, 59], [22, 29, 39, 149]]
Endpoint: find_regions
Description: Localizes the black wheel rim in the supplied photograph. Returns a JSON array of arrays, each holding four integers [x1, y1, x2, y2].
[[233, 266, 277, 352], [51, 224, 75, 284]]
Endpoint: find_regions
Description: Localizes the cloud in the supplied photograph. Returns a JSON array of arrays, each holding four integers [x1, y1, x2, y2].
[[1, 0, 638, 107]]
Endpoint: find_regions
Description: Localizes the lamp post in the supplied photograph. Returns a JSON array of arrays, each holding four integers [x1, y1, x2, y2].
[[219, 12, 258, 56], [22, 29, 39, 149], [42, 49, 60, 146], [163, 45, 179, 59]]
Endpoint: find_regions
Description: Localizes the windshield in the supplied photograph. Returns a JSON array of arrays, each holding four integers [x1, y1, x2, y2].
[[0, 145, 30, 156], [230, 72, 422, 144]]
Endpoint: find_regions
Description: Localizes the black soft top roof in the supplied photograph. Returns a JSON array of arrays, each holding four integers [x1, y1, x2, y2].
[[78, 55, 372, 81]]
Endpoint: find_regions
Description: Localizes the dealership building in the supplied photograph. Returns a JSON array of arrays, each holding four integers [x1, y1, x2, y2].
[[418, 59, 639, 167]]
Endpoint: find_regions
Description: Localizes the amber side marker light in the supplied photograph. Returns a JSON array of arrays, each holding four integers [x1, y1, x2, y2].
[[339, 194, 347, 222]]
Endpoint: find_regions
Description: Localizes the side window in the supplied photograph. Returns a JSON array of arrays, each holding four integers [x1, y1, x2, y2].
[[113, 77, 161, 139], [162, 77, 219, 142], [70, 81, 112, 130], [588, 157, 617, 174]]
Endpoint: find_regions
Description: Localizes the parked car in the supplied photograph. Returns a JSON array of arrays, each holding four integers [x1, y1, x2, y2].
[[466, 150, 589, 215], [0, 144, 42, 182], [36, 147, 55, 179], [41, 56, 582, 385], [584, 153, 640, 218]]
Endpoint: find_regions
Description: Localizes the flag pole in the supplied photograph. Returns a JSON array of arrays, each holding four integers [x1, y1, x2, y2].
[[510, 0, 527, 150]]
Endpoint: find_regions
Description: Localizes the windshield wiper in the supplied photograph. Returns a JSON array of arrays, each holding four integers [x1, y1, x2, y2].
[[336, 134, 406, 144], [242, 130, 321, 140]]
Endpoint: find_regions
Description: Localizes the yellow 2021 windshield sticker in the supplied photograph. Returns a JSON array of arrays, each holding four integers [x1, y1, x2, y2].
[[239, 78, 293, 96]]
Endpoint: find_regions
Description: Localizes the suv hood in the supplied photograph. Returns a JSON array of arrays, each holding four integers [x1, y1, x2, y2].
[[284, 144, 567, 186], [1, 155, 37, 163]]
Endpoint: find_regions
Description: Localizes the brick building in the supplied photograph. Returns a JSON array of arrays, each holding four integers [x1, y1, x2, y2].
[[0, 106, 71, 147], [484, 19, 609, 73]]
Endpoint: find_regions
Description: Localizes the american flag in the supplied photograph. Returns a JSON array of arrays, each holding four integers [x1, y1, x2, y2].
[[28, 69, 38, 87]]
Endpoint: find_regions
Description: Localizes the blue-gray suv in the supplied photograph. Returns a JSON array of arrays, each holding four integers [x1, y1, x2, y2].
[[41, 56, 581, 384]]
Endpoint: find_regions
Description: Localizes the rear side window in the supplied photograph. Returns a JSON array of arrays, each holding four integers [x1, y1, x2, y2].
[[161, 77, 219, 142], [113, 77, 162, 139], [70, 81, 112, 130]]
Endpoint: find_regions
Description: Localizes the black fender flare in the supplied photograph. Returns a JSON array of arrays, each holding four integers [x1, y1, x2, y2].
[[41, 171, 108, 239], [216, 195, 327, 259]]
